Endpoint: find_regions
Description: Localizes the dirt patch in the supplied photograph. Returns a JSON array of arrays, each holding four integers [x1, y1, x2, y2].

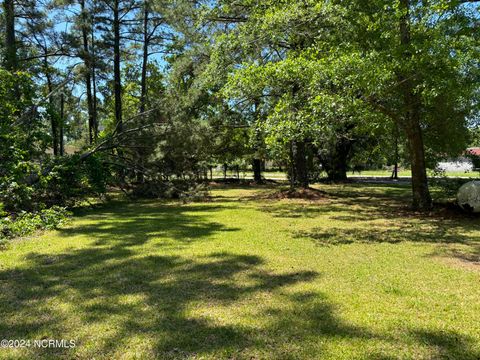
[[377, 201, 480, 221], [429, 202, 480, 220]]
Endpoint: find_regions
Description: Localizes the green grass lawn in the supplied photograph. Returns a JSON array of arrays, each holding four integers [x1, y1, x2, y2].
[[212, 170, 287, 179], [357, 170, 480, 178], [1, 184, 479, 359]]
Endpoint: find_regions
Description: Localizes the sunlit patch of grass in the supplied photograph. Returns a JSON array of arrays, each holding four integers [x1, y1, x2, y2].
[[0, 183, 479, 359]]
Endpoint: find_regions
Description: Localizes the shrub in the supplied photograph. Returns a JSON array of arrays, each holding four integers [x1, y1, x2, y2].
[[0, 206, 71, 241], [0, 154, 110, 214], [40, 154, 109, 207], [132, 179, 210, 201]]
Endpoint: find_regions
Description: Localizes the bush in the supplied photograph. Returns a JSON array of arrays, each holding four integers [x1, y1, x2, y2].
[[40, 154, 109, 207], [0, 154, 110, 213], [0, 206, 71, 241], [132, 180, 210, 201]]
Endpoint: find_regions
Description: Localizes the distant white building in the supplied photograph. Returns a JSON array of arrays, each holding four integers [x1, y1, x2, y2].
[[437, 158, 473, 172], [436, 148, 480, 173]]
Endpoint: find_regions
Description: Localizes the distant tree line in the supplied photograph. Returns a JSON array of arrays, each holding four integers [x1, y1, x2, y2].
[[0, 0, 479, 212]]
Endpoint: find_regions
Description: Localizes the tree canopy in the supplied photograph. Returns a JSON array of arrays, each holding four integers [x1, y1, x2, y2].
[[0, 0, 479, 211]]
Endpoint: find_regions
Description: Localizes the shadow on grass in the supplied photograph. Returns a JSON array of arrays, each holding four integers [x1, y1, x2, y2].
[[259, 183, 412, 219], [1, 193, 479, 358], [0, 244, 339, 358], [0, 200, 325, 358], [64, 200, 243, 250], [410, 329, 480, 360], [3, 245, 478, 358], [259, 183, 480, 266]]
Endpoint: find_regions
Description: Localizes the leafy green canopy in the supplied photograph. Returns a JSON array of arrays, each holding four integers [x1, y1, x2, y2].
[[0, 70, 46, 210], [213, 0, 479, 167]]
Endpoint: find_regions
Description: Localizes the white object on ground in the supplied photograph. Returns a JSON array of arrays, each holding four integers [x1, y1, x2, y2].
[[457, 181, 480, 213]]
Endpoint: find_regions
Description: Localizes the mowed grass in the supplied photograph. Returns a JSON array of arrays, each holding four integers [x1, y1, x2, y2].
[[1, 183, 479, 359], [356, 170, 480, 178]]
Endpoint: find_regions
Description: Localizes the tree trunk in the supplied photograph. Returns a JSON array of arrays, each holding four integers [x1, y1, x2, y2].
[[293, 141, 309, 188], [113, 0, 122, 132], [44, 57, 58, 156], [324, 162, 348, 182], [288, 142, 296, 189], [136, 2, 150, 183], [80, 0, 95, 145], [139, 3, 149, 116], [251, 100, 264, 183], [321, 140, 350, 182], [392, 125, 399, 180], [404, 116, 432, 209], [3, 0, 16, 71], [60, 93, 65, 156], [399, 0, 432, 210], [112, 0, 124, 181], [252, 158, 262, 183], [91, 14, 98, 141]]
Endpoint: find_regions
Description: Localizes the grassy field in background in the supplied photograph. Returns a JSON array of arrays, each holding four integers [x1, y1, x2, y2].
[[212, 170, 287, 179], [1, 183, 479, 359], [358, 170, 480, 178], [212, 169, 480, 180]]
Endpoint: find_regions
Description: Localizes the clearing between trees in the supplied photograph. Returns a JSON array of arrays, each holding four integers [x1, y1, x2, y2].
[[1, 183, 479, 359]]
